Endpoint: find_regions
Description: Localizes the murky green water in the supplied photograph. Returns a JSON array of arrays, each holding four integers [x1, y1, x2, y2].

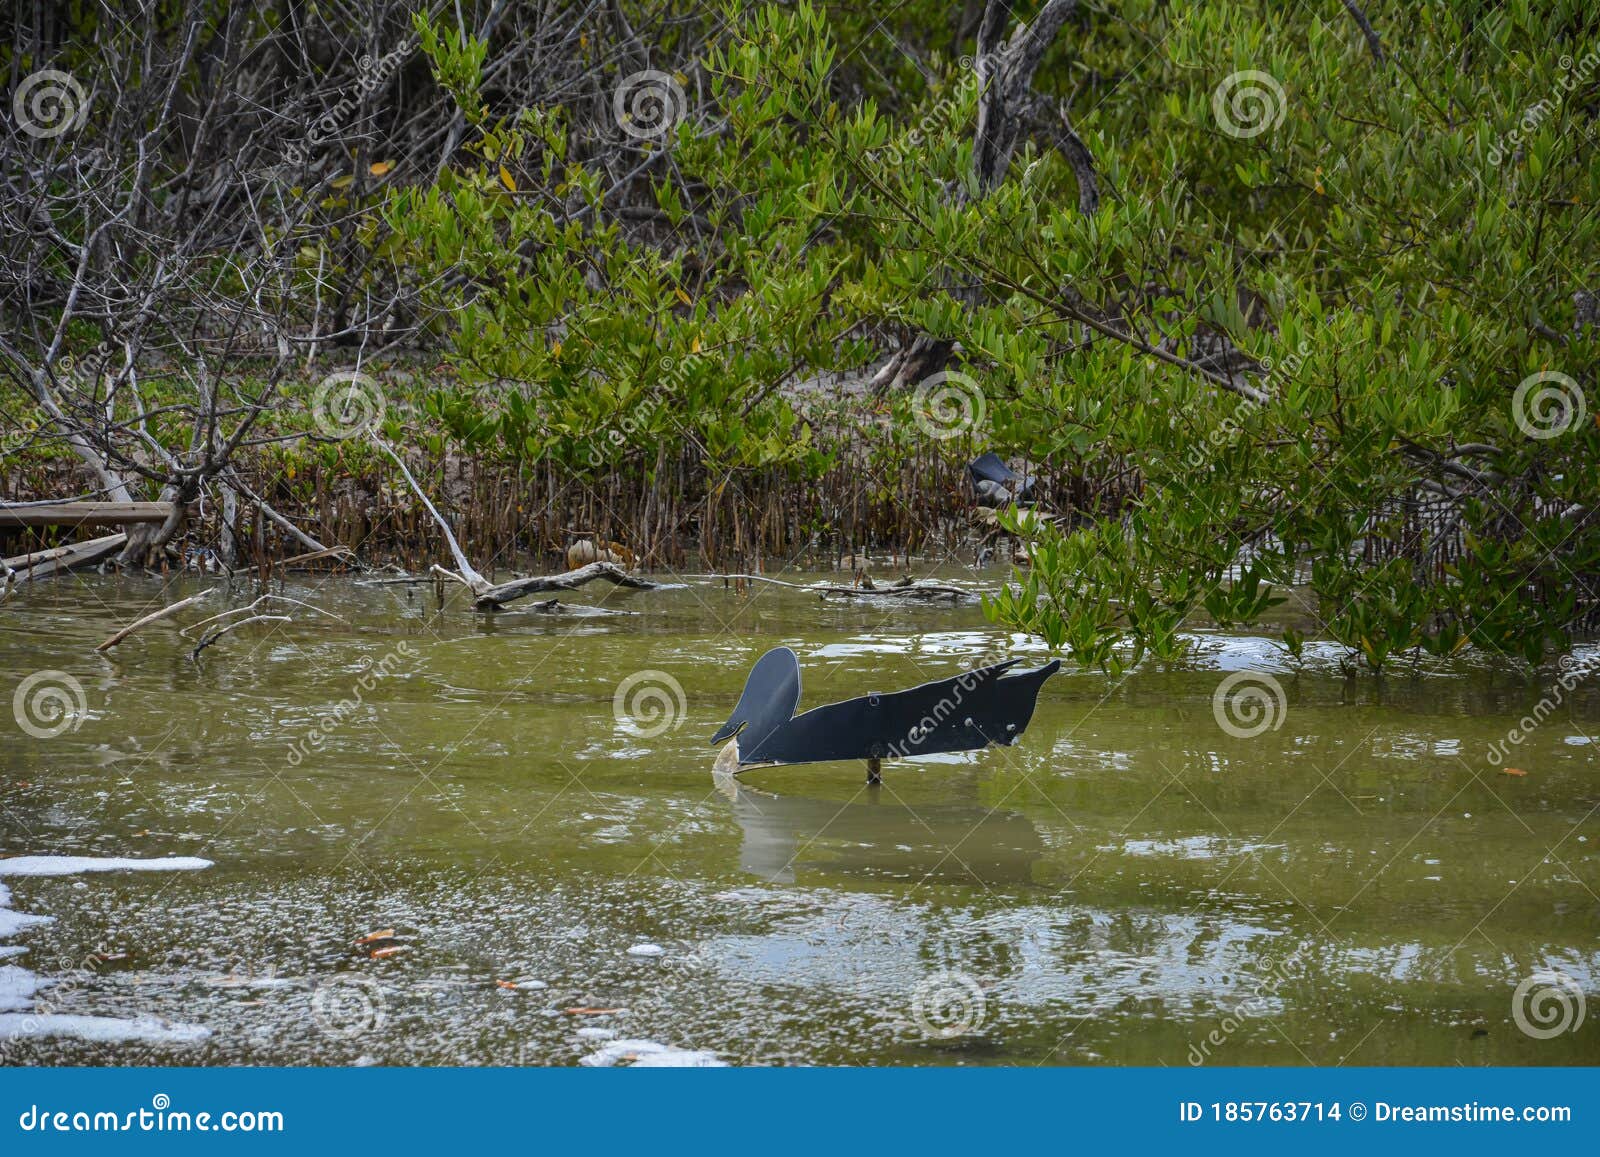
[[2, 569, 1597, 1066]]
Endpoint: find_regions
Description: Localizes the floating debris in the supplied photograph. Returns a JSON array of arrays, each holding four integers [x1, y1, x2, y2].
[[578, 1038, 727, 1068], [626, 943, 666, 957]]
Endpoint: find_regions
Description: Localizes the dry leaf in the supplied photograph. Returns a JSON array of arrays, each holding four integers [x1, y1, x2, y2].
[[496, 979, 518, 990], [1502, 767, 1528, 777], [564, 1007, 622, 1016], [674, 287, 691, 305], [355, 928, 396, 945], [499, 164, 517, 192], [369, 161, 394, 177], [369, 945, 405, 959]]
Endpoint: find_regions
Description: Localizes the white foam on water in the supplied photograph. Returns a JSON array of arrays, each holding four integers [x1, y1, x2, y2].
[[0, 1013, 211, 1044], [0, 855, 211, 1049], [0, 964, 40, 1011], [0, 909, 53, 939], [578, 1038, 727, 1068], [626, 943, 665, 957], [0, 856, 213, 877]]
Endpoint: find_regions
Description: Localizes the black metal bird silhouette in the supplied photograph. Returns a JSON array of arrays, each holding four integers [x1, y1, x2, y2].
[[711, 647, 1061, 781]]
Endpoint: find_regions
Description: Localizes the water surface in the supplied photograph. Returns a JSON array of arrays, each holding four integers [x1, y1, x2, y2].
[[2, 569, 1597, 1066]]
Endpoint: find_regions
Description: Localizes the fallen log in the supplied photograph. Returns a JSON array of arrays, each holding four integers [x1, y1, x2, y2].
[[0, 502, 173, 529], [3, 533, 128, 581]]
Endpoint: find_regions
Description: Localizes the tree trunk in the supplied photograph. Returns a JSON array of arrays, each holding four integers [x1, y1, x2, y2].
[[873, 0, 1087, 392]]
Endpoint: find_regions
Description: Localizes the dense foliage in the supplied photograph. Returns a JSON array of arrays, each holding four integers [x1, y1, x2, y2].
[[3, 1, 1597, 669]]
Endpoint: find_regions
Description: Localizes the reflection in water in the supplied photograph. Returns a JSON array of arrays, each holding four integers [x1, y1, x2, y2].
[[714, 772, 1043, 885]]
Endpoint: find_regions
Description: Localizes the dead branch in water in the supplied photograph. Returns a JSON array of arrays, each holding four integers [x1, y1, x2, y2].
[[374, 436, 659, 608], [181, 594, 345, 638], [189, 615, 292, 661], [429, 561, 658, 609], [518, 598, 637, 616], [689, 573, 976, 602], [373, 438, 489, 589], [96, 590, 215, 652]]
